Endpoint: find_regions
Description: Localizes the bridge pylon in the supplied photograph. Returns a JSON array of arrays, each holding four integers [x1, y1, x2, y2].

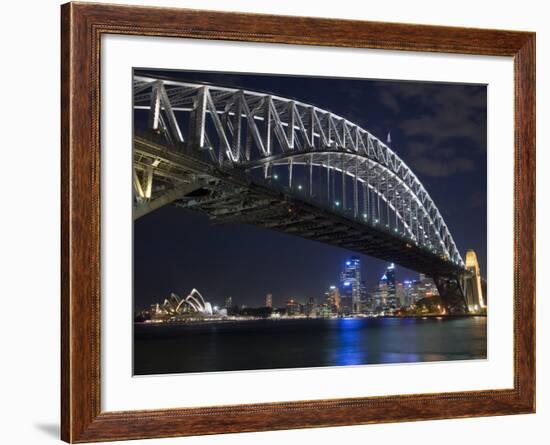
[[431, 274, 469, 314], [463, 250, 486, 312]]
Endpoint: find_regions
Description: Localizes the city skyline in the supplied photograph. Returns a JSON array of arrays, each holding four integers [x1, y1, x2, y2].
[[136, 256, 461, 312], [138, 254, 485, 322]]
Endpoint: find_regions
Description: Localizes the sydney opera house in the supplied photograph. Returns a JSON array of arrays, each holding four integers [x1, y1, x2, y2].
[[147, 289, 225, 322]]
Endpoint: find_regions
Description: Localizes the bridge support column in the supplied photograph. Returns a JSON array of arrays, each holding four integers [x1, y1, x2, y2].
[[464, 249, 486, 312], [432, 274, 469, 314], [133, 182, 203, 220]]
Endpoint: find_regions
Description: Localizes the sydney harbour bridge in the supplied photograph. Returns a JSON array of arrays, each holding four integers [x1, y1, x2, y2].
[[132, 75, 484, 314]]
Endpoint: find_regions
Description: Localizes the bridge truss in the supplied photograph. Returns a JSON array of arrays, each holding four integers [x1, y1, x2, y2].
[[133, 75, 469, 310]]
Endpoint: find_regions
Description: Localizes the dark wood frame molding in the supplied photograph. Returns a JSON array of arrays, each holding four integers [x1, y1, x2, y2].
[[61, 2, 536, 442]]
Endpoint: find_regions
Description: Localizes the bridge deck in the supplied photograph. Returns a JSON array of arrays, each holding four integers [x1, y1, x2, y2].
[[135, 136, 465, 278]]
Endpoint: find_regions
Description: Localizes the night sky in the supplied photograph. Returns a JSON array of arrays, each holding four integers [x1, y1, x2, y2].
[[134, 69, 487, 310]]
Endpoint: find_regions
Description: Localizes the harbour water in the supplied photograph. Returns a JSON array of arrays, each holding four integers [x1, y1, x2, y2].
[[133, 316, 487, 375]]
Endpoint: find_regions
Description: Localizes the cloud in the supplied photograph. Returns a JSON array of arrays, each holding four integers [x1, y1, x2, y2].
[[410, 156, 475, 177], [379, 90, 400, 113], [378, 82, 486, 177], [466, 192, 486, 210]]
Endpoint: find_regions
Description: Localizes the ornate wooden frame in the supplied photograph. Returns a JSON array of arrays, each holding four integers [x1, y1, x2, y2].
[[61, 2, 536, 442]]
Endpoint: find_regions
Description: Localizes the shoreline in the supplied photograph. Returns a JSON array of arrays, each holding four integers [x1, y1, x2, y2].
[[135, 313, 487, 326]]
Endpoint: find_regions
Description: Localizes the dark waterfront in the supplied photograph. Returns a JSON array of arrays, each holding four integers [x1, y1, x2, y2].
[[133, 316, 486, 375]]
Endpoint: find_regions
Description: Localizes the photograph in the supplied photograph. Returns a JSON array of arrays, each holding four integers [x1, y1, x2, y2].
[[132, 68, 488, 375]]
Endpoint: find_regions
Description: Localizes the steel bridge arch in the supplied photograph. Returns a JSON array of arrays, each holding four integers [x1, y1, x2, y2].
[[246, 150, 444, 246], [133, 75, 464, 268]]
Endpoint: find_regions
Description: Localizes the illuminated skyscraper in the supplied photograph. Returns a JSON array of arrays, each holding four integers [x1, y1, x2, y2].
[[305, 297, 317, 317], [418, 273, 439, 298], [402, 280, 414, 307], [340, 256, 362, 313], [378, 263, 398, 310], [224, 296, 233, 309], [286, 299, 301, 316], [387, 263, 398, 309], [325, 285, 341, 314], [265, 293, 273, 308], [385, 263, 396, 290], [396, 282, 405, 308]]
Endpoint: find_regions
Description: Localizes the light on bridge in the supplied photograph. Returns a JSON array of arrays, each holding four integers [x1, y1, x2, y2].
[[135, 77, 465, 278]]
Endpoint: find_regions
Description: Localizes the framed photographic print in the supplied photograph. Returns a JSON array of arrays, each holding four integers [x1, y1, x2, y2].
[[61, 2, 536, 442]]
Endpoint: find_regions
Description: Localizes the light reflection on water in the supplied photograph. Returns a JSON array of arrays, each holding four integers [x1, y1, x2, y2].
[[332, 318, 425, 365], [333, 318, 368, 366], [134, 317, 487, 375]]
